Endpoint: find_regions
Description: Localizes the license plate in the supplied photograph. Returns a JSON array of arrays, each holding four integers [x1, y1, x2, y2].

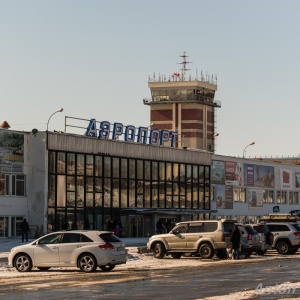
[[117, 247, 124, 251]]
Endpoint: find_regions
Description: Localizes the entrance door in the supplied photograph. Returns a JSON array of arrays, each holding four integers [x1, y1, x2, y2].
[[130, 217, 144, 237]]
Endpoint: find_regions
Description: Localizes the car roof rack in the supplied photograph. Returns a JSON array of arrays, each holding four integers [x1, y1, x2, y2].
[[259, 214, 299, 223]]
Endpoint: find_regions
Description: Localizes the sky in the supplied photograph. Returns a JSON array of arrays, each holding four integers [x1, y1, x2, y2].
[[1, 0, 300, 158]]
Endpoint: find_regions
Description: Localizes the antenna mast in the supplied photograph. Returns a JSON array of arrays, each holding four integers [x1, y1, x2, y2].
[[177, 51, 192, 75]]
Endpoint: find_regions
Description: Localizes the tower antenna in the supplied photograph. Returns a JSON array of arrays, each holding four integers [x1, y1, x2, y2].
[[177, 51, 192, 75]]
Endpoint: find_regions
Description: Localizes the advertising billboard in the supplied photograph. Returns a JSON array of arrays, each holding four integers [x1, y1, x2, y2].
[[244, 164, 274, 188], [0, 131, 24, 173]]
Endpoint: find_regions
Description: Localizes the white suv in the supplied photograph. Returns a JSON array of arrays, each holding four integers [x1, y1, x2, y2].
[[265, 222, 300, 255], [147, 219, 237, 259], [8, 230, 127, 272]]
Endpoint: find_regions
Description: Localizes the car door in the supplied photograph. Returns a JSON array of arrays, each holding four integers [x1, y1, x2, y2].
[[58, 233, 83, 266], [33, 233, 62, 266], [167, 224, 189, 250]]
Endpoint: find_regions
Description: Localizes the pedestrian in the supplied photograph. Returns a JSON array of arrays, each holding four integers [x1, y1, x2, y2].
[[20, 219, 30, 242], [114, 225, 121, 237], [230, 225, 241, 259]]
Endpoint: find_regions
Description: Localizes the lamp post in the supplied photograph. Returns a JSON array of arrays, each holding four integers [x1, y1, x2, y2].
[[209, 133, 219, 152], [243, 142, 255, 158], [47, 108, 64, 131]]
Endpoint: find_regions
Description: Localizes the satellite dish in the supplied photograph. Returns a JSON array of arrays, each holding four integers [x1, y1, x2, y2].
[[32, 128, 38, 136]]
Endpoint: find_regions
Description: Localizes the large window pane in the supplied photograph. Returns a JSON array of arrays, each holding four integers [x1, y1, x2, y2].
[[49, 151, 56, 173], [121, 179, 128, 208], [86, 155, 94, 176], [152, 161, 158, 180], [113, 158, 119, 178], [57, 175, 66, 206], [145, 161, 150, 180], [76, 176, 84, 205], [77, 154, 84, 175], [145, 181, 150, 208], [173, 163, 179, 181], [129, 159, 135, 179], [129, 180, 135, 207], [104, 178, 111, 207], [159, 162, 165, 180], [137, 160, 143, 179], [57, 152, 66, 174], [104, 157, 111, 177], [67, 153, 75, 175], [48, 175, 55, 206], [95, 156, 102, 177], [121, 159, 128, 178]]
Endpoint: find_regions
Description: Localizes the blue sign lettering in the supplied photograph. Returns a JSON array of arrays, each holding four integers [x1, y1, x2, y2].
[[85, 119, 178, 148]]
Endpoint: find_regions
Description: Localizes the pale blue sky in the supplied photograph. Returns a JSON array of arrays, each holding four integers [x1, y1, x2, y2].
[[1, 0, 299, 158]]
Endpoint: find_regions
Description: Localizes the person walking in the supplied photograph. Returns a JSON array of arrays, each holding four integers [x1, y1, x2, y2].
[[20, 219, 30, 242], [230, 225, 241, 259]]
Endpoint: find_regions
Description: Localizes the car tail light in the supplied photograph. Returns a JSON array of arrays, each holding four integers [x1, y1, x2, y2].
[[247, 234, 252, 241], [294, 232, 300, 237], [98, 243, 114, 249]]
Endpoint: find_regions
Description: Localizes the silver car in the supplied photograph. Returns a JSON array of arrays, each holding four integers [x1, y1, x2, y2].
[[8, 230, 127, 272]]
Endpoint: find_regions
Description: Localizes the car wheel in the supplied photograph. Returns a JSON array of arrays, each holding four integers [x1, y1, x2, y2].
[[37, 267, 51, 271], [14, 254, 32, 272], [199, 243, 214, 259], [276, 241, 291, 255], [216, 249, 228, 259], [99, 264, 115, 272], [170, 253, 182, 259], [78, 253, 97, 272], [152, 242, 166, 259]]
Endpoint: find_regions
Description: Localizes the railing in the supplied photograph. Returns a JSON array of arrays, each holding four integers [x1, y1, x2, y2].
[[148, 72, 217, 85], [143, 97, 221, 107]]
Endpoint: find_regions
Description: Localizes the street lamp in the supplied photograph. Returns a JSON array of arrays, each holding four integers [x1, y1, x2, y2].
[[243, 142, 255, 158], [47, 108, 64, 131], [208, 133, 219, 152]]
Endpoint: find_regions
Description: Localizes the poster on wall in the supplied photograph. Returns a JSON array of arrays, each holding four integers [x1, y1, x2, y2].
[[225, 186, 233, 209], [0, 130, 24, 173], [280, 169, 292, 190], [215, 185, 225, 209], [244, 164, 274, 188], [296, 172, 300, 188], [211, 161, 225, 184], [225, 161, 242, 186], [248, 189, 263, 209]]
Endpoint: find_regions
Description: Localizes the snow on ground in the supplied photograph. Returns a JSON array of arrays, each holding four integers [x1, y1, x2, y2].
[[1, 247, 300, 299]]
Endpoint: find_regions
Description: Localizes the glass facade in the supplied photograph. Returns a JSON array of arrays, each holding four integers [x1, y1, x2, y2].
[[48, 151, 211, 236]]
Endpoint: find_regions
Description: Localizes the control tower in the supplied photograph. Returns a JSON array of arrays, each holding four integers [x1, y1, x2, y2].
[[143, 52, 221, 152]]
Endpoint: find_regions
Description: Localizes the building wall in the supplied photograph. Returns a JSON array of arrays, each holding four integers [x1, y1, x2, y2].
[[211, 154, 300, 222], [25, 132, 47, 235]]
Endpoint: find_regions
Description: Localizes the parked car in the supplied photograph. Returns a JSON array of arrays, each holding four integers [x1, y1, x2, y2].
[[264, 222, 300, 254], [247, 224, 273, 254], [8, 230, 127, 272], [147, 219, 238, 259], [232, 224, 263, 257]]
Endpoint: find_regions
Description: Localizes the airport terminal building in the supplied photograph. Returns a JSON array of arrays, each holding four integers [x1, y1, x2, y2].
[[1, 126, 300, 238], [1, 53, 300, 238]]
